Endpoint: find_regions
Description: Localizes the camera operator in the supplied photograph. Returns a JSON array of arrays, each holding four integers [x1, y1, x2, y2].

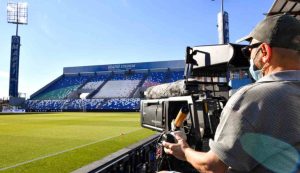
[[160, 14, 300, 173]]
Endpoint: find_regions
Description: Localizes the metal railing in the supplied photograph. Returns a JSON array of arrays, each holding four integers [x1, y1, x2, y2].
[[72, 134, 160, 173]]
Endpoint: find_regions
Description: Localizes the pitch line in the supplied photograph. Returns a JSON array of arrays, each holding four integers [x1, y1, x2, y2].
[[0, 128, 142, 171]]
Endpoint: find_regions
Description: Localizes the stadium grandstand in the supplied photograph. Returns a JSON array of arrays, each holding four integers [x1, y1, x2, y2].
[[25, 60, 185, 112]]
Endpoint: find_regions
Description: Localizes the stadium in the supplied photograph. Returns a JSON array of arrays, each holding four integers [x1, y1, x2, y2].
[[26, 60, 185, 112], [1, 0, 298, 173]]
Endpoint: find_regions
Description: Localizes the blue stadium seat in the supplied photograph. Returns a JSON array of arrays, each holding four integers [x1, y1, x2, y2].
[[32, 75, 90, 100], [27, 69, 186, 112]]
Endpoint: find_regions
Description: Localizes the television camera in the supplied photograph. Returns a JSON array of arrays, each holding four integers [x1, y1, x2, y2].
[[140, 43, 251, 172]]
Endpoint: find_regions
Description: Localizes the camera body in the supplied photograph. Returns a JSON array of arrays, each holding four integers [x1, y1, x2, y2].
[[140, 43, 251, 171], [141, 94, 225, 150]]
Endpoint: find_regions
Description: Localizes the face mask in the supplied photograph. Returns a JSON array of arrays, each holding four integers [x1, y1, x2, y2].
[[249, 58, 262, 81]]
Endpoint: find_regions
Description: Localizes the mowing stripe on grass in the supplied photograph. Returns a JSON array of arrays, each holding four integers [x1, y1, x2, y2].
[[0, 128, 142, 171]]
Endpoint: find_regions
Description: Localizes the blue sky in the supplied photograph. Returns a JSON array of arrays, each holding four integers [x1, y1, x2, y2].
[[0, 0, 274, 98]]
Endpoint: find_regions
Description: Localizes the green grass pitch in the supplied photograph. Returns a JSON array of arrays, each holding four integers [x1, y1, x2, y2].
[[0, 112, 156, 173]]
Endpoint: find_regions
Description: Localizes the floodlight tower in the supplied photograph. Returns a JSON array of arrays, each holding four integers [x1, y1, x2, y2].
[[215, 0, 229, 44], [7, 1, 28, 98]]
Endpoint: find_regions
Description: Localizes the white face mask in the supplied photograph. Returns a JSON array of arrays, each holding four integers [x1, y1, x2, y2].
[[249, 57, 263, 81]]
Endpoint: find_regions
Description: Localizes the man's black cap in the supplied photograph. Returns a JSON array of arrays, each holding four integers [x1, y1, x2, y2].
[[237, 14, 300, 51]]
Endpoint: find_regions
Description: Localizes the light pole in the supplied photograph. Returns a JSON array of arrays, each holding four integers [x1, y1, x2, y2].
[[7, 1, 28, 99], [216, 0, 229, 44]]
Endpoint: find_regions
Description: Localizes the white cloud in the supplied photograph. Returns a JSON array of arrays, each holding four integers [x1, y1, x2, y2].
[[121, 0, 129, 7], [0, 76, 9, 98], [41, 14, 51, 35], [0, 71, 9, 79]]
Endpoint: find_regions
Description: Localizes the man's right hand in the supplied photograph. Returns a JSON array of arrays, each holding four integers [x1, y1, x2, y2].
[[162, 132, 190, 161]]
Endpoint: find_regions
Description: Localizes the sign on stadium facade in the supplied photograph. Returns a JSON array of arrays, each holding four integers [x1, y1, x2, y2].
[[9, 36, 21, 97], [63, 60, 185, 74]]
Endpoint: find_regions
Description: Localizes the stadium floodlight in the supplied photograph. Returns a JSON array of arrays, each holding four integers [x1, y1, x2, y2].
[[212, 0, 229, 44], [7, 2, 28, 24], [7, 1, 28, 100], [7, 2, 28, 35]]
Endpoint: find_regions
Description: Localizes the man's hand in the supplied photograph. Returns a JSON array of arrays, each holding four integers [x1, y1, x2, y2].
[[162, 132, 228, 173], [162, 132, 190, 161]]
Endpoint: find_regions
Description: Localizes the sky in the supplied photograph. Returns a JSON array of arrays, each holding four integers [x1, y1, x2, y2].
[[0, 0, 275, 99]]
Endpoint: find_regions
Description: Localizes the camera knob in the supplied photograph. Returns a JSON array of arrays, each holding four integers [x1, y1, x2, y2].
[[162, 133, 176, 143]]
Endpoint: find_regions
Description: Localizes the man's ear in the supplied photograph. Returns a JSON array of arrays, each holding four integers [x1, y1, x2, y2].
[[260, 43, 272, 63]]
